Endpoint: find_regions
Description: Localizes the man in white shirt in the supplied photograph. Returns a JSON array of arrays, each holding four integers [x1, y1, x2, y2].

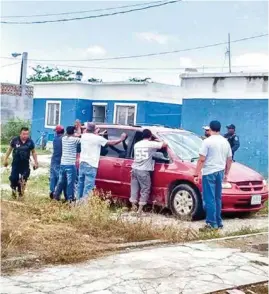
[[194, 121, 233, 230], [78, 123, 127, 201], [130, 129, 167, 214]]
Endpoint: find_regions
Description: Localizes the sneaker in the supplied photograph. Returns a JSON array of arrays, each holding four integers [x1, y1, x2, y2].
[[218, 225, 224, 230], [49, 192, 54, 200], [199, 224, 218, 232]]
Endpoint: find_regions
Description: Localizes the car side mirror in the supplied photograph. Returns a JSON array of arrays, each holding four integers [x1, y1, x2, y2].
[[153, 152, 170, 164]]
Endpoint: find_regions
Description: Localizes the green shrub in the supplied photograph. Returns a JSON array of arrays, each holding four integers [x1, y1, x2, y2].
[[1, 118, 31, 144]]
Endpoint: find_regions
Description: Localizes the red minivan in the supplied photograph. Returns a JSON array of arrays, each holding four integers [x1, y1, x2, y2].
[[95, 125, 268, 219]]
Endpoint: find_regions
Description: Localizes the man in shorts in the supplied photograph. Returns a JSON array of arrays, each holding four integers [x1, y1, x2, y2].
[[4, 127, 38, 198], [130, 129, 167, 214]]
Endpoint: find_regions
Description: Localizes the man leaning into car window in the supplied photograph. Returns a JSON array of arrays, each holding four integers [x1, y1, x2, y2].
[[77, 123, 128, 202], [130, 129, 167, 215]]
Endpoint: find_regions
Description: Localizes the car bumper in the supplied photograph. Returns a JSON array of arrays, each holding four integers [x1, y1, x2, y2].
[[221, 191, 268, 212]]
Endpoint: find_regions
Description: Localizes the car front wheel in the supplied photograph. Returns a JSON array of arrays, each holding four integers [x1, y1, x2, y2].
[[170, 184, 204, 220]]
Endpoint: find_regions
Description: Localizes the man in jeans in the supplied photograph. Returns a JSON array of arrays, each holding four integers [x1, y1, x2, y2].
[[130, 129, 167, 214], [54, 126, 80, 203], [194, 120, 233, 230], [49, 125, 65, 199], [78, 123, 127, 201]]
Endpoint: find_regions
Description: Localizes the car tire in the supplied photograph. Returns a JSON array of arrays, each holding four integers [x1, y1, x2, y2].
[[170, 184, 204, 220]]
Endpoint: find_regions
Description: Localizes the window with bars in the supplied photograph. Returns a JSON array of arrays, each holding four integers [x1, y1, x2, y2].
[[114, 104, 136, 125], [45, 101, 61, 128]]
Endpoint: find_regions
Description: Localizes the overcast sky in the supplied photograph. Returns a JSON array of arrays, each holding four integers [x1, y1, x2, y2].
[[0, 0, 268, 85]]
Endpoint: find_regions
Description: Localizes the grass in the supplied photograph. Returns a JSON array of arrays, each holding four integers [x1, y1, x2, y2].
[[258, 200, 268, 216], [1, 176, 199, 273], [1, 174, 267, 274]]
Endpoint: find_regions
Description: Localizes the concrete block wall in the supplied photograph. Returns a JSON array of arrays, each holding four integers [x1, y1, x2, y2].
[[181, 98, 268, 176], [1, 83, 34, 123]]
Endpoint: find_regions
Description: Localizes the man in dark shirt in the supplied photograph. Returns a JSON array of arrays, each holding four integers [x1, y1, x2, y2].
[[224, 124, 240, 160], [4, 127, 38, 198], [49, 125, 64, 199]]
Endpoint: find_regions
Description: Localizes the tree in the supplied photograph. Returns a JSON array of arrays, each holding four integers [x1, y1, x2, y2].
[[88, 78, 103, 83], [27, 65, 75, 83], [129, 77, 151, 83], [1, 118, 31, 144]]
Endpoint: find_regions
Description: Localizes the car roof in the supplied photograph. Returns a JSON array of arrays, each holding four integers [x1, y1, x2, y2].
[[96, 124, 190, 134]]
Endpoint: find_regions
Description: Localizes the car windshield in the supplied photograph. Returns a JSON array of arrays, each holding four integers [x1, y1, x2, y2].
[[159, 132, 203, 161]]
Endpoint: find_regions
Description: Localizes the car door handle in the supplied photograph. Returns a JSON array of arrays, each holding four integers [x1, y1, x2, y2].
[[113, 162, 121, 167], [125, 164, 132, 168]]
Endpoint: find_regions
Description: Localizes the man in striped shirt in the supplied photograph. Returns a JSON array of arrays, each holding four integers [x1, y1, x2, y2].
[[54, 126, 80, 202]]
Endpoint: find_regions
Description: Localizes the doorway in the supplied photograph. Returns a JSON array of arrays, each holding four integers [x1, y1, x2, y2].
[[92, 103, 107, 123]]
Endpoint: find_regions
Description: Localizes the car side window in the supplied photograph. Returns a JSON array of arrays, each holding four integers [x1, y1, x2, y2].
[[100, 128, 133, 158]]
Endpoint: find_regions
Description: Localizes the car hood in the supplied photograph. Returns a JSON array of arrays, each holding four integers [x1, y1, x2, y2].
[[227, 162, 264, 182], [183, 161, 264, 182]]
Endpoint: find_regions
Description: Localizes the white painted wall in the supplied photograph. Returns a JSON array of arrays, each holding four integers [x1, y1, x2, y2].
[[32, 73, 268, 103], [32, 82, 183, 104], [181, 74, 268, 99]]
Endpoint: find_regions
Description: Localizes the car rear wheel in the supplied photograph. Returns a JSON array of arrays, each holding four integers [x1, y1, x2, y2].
[[170, 184, 204, 220]]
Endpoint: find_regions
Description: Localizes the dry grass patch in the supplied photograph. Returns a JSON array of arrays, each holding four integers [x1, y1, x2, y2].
[[1, 189, 197, 273], [2, 175, 265, 274]]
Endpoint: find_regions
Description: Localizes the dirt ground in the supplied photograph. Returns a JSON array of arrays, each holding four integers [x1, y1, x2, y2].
[[213, 282, 268, 294], [208, 233, 268, 257]]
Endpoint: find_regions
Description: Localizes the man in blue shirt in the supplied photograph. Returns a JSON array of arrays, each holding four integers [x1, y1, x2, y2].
[[49, 125, 64, 199]]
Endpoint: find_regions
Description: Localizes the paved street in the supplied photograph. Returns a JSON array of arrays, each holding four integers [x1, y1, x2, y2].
[[1, 239, 268, 294]]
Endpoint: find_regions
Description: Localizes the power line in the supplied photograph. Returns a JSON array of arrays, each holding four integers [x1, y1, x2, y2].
[[0, 1, 164, 18], [27, 62, 266, 71], [0, 33, 267, 62], [0, 0, 181, 24], [0, 61, 20, 68]]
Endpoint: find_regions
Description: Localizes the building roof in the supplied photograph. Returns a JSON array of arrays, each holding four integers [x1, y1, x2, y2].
[[30, 81, 180, 87], [180, 72, 268, 79]]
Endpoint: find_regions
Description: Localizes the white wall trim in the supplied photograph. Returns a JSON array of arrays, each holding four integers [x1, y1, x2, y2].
[[45, 100, 62, 129], [92, 102, 108, 106], [113, 103, 137, 125]]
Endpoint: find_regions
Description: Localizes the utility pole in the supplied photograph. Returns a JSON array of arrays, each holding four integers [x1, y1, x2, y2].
[[12, 51, 28, 85], [20, 52, 28, 85], [227, 33, 231, 73]]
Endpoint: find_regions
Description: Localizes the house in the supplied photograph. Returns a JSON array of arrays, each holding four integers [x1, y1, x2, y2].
[[31, 81, 182, 141], [180, 72, 268, 176]]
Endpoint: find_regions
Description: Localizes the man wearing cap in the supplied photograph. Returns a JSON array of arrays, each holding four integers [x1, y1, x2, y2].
[[224, 124, 240, 160], [78, 122, 127, 201], [202, 126, 211, 139], [49, 125, 65, 199]]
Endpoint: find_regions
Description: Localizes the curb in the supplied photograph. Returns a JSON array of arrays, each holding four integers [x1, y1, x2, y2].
[[195, 231, 268, 243]]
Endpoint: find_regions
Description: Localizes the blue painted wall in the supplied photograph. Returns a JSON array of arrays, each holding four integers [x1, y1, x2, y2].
[[32, 98, 182, 142], [31, 98, 77, 142], [181, 99, 268, 176], [144, 101, 181, 127]]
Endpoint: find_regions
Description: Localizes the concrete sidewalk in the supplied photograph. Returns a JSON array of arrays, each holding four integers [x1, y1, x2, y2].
[[1, 241, 268, 294]]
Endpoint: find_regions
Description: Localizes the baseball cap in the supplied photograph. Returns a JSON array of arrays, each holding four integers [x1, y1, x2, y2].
[[226, 124, 236, 129], [55, 125, 64, 132], [202, 126, 210, 131]]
